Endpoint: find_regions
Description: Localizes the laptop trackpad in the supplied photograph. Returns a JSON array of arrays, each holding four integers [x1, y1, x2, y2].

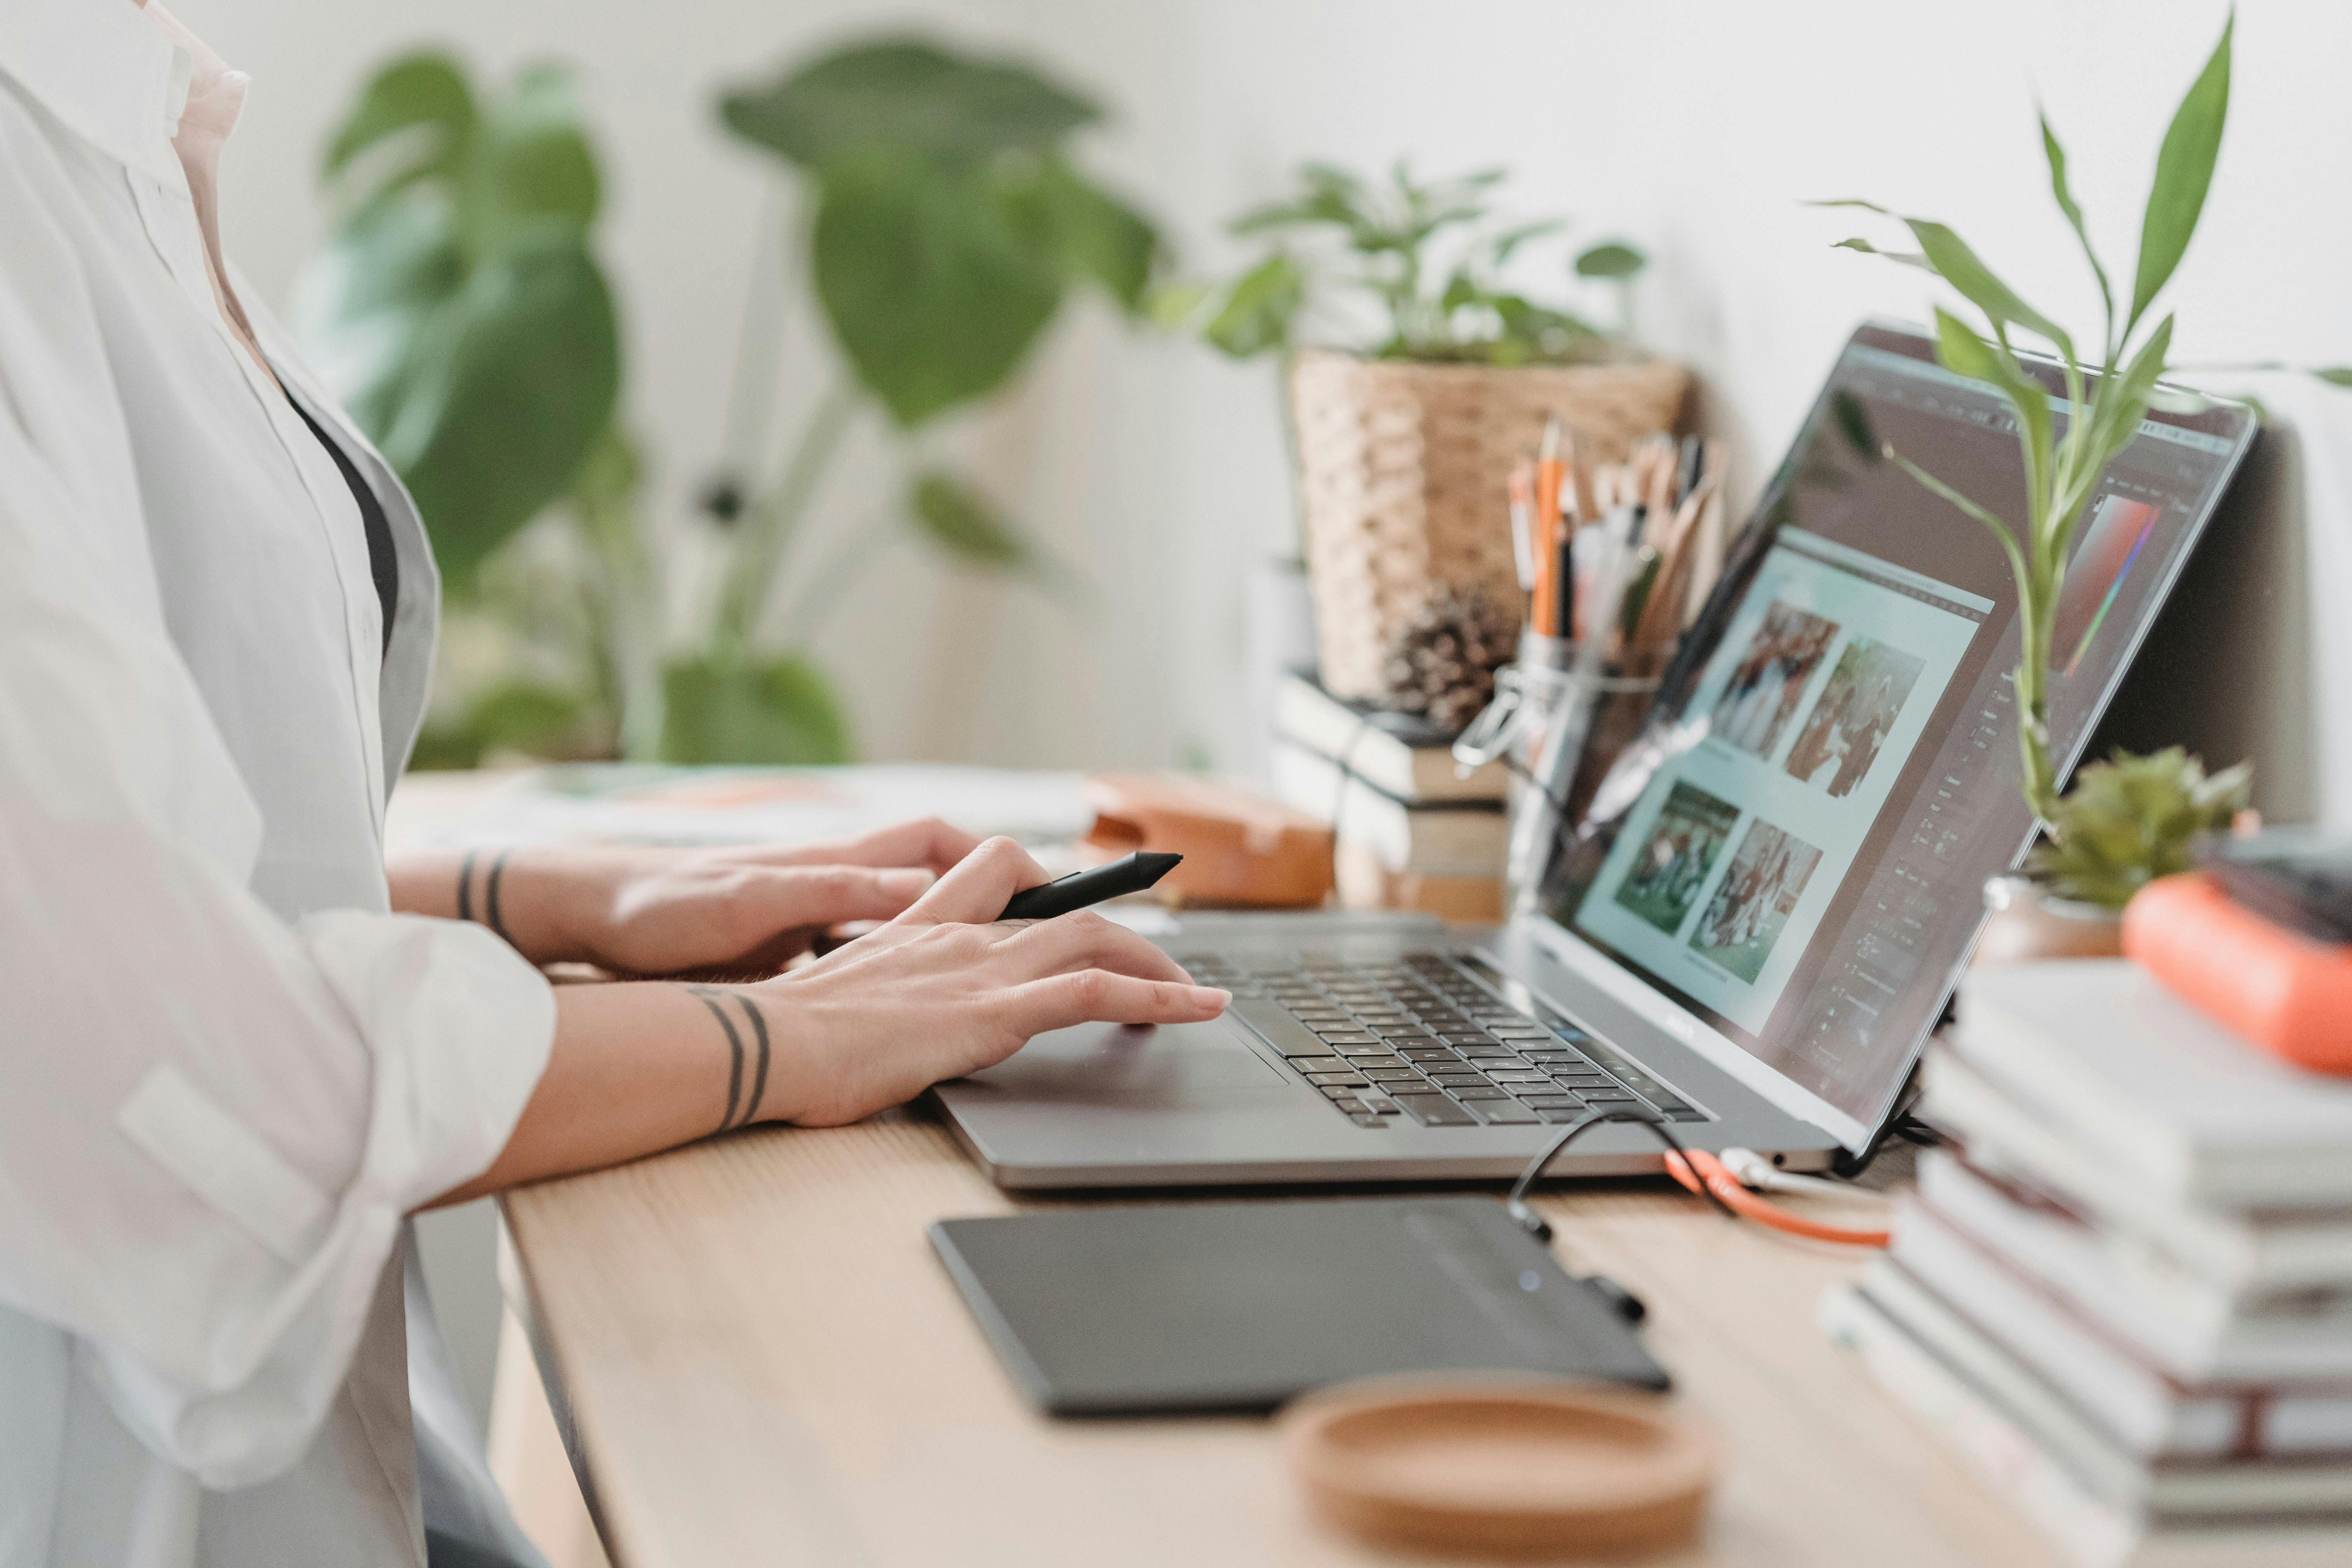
[[955, 1018, 1287, 1111]]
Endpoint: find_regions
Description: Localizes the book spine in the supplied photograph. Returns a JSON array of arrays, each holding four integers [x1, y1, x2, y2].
[[1823, 1283, 2149, 1568]]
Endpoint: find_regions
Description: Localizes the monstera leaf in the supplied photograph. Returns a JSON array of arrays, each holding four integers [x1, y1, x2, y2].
[[717, 38, 1161, 428], [296, 53, 619, 587]]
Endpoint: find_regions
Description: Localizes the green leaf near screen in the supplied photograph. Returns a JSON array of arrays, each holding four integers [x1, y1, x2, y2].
[[717, 36, 1100, 169], [298, 53, 620, 589], [2130, 15, 2232, 333], [659, 652, 852, 765], [810, 152, 1064, 427], [909, 468, 1028, 568]]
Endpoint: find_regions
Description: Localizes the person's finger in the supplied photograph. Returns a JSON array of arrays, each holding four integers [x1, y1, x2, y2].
[[734, 817, 985, 875], [996, 909, 1196, 985], [999, 969, 1230, 1036], [898, 835, 1050, 926], [748, 865, 934, 928]]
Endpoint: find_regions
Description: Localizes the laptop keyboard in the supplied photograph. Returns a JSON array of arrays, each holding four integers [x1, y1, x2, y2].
[[1181, 950, 1708, 1130]]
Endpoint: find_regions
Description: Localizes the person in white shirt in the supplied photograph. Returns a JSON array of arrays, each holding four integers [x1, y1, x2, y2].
[[0, 4, 1229, 1566]]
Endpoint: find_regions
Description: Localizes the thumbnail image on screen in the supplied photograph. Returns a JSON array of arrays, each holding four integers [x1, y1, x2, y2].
[[1783, 637, 1927, 798], [1687, 819, 1825, 983], [1613, 781, 1742, 935], [1710, 601, 1839, 757]]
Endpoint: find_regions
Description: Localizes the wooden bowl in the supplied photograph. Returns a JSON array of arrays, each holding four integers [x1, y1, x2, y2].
[[1281, 1378, 1718, 1559]]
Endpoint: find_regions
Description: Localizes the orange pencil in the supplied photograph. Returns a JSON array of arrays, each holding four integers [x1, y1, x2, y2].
[[1530, 417, 1565, 638]]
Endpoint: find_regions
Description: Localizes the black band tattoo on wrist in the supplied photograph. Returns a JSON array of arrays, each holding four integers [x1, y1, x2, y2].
[[484, 850, 512, 941], [686, 986, 772, 1134], [689, 985, 745, 1133], [732, 993, 772, 1126], [456, 850, 478, 923]]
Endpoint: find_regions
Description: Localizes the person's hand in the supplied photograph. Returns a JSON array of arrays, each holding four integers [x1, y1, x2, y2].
[[443, 818, 987, 976], [750, 837, 1229, 1126]]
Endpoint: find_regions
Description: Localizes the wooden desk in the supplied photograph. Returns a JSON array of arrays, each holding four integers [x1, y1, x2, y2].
[[501, 1112, 2060, 1568]]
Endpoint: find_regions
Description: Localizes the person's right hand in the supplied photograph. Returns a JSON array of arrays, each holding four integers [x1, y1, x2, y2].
[[750, 837, 1229, 1127]]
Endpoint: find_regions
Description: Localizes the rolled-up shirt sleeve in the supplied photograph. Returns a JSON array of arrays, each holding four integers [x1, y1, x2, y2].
[[0, 421, 554, 1488]]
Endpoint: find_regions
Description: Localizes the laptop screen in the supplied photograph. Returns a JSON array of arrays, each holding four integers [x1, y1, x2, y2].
[[1534, 321, 2256, 1138]]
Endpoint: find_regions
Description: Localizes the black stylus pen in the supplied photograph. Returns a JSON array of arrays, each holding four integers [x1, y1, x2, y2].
[[999, 851, 1182, 921]]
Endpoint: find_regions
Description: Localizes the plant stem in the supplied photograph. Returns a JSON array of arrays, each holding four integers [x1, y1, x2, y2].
[[711, 377, 860, 662], [769, 500, 900, 644], [568, 429, 666, 761]]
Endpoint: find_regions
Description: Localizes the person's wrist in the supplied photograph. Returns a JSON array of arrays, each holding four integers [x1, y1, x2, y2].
[[464, 847, 606, 966], [735, 983, 818, 1126]]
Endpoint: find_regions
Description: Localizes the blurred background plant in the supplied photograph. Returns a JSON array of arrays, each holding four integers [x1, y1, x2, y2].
[[673, 36, 1164, 762], [299, 36, 1163, 768], [1162, 160, 1647, 366], [296, 53, 651, 767]]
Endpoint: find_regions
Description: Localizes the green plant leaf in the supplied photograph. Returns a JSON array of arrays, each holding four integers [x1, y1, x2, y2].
[[1931, 307, 2003, 385], [323, 52, 475, 185], [379, 227, 621, 584], [2130, 14, 2232, 335], [1573, 241, 1646, 279], [479, 62, 600, 230], [301, 59, 620, 590], [2029, 746, 2250, 907], [717, 37, 1098, 169], [2039, 109, 2114, 348], [1489, 218, 1566, 266], [659, 653, 852, 764], [810, 151, 1064, 426], [1201, 252, 1307, 359], [1002, 157, 1161, 312], [1143, 278, 1211, 331], [1830, 236, 1934, 272], [908, 468, 1027, 568], [1904, 218, 2073, 362], [2312, 367, 2352, 387]]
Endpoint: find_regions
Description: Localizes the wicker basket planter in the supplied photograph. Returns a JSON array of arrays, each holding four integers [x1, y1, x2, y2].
[[1291, 348, 1691, 702]]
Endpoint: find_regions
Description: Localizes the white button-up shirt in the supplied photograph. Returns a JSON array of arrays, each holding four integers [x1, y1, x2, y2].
[[0, 3, 557, 1564]]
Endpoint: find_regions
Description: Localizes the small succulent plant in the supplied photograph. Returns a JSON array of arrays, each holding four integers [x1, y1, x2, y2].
[[2027, 747, 2251, 910]]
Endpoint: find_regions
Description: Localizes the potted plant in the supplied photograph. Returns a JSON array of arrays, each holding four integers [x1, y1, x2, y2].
[[1167, 162, 1688, 705], [298, 54, 652, 766], [1824, 16, 2257, 958], [301, 36, 1162, 766]]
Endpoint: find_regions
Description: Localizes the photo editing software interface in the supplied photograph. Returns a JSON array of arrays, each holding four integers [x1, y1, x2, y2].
[[1541, 335, 2244, 1131]]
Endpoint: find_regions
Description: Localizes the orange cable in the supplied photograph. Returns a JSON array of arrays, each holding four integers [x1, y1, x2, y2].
[[1661, 1149, 1890, 1248]]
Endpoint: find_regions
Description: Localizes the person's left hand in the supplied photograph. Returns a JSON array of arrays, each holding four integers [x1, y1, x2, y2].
[[479, 817, 985, 977]]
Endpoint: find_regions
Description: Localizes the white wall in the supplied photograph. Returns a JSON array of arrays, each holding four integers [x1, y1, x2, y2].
[[185, 0, 2351, 788]]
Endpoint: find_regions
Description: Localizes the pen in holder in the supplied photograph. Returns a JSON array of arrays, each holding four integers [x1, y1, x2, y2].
[[1454, 630, 1668, 914]]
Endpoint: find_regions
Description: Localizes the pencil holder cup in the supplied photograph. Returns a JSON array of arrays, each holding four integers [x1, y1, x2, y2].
[[1454, 632, 1667, 913]]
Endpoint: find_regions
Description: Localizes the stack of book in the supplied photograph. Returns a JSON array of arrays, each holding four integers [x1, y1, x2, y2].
[[1825, 959, 2352, 1567], [1267, 673, 1508, 921]]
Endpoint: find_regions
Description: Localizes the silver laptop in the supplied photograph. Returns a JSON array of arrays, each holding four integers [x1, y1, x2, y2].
[[935, 320, 2258, 1190]]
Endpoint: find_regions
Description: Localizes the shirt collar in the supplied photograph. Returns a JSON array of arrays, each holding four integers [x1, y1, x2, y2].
[[0, 0, 195, 189]]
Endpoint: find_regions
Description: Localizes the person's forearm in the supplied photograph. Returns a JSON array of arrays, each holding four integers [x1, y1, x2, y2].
[[426, 979, 785, 1207], [387, 847, 597, 966]]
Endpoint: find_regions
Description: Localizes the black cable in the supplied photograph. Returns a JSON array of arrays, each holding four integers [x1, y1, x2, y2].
[[1505, 1107, 1741, 1241]]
